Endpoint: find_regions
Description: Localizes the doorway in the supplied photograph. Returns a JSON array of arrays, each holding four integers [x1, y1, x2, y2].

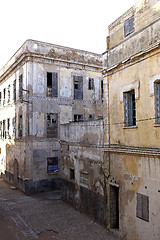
[[110, 185, 119, 229]]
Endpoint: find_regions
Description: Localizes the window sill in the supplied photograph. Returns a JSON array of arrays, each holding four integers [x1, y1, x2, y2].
[[154, 124, 160, 127], [47, 172, 59, 175], [123, 125, 138, 129]]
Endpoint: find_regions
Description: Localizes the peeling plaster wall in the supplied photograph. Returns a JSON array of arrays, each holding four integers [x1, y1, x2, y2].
[[60, 120, 106, 224], [103, 1, 160, 239], [0, 40, 103, 194], [106, 152, 160, 240]]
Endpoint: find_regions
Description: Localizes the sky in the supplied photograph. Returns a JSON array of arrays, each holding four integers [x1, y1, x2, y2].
[[0, 0, 138, 70]]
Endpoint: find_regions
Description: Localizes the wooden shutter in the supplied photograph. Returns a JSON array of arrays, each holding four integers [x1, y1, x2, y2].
[[52, 72, 58, 97], [74, 76, 83, 100]]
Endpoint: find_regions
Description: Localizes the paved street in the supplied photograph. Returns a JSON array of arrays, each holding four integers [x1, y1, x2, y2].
[[0, 178, 118, 240]]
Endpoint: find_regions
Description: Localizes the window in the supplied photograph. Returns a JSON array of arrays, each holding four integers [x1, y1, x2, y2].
[[155, 82, 160, 124], [0, 121, 2, 138], [80, 172, 88, 186], [73, 75, 83, 100], [3, 120, 6, 139], [136, 193, 149, 222], [124, 90, 136, 127], [88, 78, 94, 90], [8, 85, 11, 103], [12, 117, 16, 138], [13, 80, 16, 101], [19, 74, 23, 99], [124, 15, 135, 37], [3, 88, 6, 105], [89, 114, 94, 120], [18, 115, 22, 137], [74, 114, 84, 122], [47, 72, 58, 97], [47, 114, 58, 138], [47, 157, 58, 173], [101, 80, 103, 101], [7, 118, 10, 138], [70, 169, 75, 181], [110, 185, 119, 229]]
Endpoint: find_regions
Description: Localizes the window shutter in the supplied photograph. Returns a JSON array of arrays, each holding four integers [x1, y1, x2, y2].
[[52, 72, 58, 97], [136, 193, 142, 219], [142, 195, 149, 222], [124, 19, 130, 37], [155, 84, 160, 123]]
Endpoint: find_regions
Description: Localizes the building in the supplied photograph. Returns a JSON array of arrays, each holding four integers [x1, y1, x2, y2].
[[0, 39, 103, 194], [103, 0, 160, 239], [60, 119, 105, 225]]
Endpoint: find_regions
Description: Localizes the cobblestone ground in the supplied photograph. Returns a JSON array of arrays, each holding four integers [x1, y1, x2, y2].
[[0, 179, 118, 240]]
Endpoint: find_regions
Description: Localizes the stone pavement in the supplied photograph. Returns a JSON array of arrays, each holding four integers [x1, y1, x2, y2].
[[0, 179, 118, 240]]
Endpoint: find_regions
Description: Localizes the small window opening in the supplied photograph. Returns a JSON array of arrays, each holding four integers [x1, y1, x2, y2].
[[124, 90, 136, 127], [47, 157, 58, 173], [80, 172, 88, 186], [70, 169, 75, 181], [88, 78, 94, 90], [74, 114, 84, 122]]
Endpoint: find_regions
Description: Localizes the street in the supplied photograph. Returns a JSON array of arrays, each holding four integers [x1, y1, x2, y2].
[[0, 178, 118, 240]]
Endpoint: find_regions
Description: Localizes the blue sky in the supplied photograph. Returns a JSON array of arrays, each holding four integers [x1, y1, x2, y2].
[[0, 0, 138, 69]]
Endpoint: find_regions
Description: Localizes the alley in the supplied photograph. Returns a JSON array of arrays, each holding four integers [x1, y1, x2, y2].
[[0, 179, 118, 240]]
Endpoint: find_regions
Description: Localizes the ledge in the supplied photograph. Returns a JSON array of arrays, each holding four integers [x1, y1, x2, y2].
[[123, 125, 138, 129]]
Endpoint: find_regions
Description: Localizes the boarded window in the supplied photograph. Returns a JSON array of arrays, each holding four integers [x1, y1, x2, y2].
[[80, 172, 88, 186], [13, 80, 16, 101], [136, 193, 149, 222], [47, 157, 58, 173], [19, 74, 23, 99], [124, 90, 136, 126], [110, 185, 119, 229], [18, 115, 22, 138], [124, 15, 135, 37], [47, 72, 58, 97], [47, 114, 58, 138], [155, 82, 160, 124], [12, 117, 16, 138], [88, 78, 94, 90], [8, 85, 11, 103], [73, 75, 83, 100], [74, 114, 84, 122]]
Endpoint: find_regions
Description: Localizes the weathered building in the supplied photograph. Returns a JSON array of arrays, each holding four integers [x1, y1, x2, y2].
[[103, 0, 160, 239], [0, 39, 103, 194], [60, 119, 105, 225]]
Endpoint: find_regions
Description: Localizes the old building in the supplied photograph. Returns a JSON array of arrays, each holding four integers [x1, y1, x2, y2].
[[60, 119, 105, 225], [103, 0, 160, 239], [0, 39, 103, 194]]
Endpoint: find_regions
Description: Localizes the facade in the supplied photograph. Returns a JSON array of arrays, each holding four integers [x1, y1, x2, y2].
[[103, 0, 160, 239], [60, 119, 105, 225], [0, 39, 103, 194]]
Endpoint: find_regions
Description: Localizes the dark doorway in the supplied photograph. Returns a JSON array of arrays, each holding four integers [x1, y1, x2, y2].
[[110, 185, 119, 229]]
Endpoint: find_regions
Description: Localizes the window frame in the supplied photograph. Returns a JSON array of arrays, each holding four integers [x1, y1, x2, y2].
[[88, 78, 94, 90], [47, 72, 58, 98], [124, 15, 135, 37], [47, 157, 59, 174], [124, 89, 136, 127], [155, 82, 160, 124]]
